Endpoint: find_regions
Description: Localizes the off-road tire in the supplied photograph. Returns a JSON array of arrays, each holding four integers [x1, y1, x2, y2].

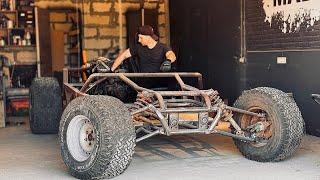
[[233, 87, 305, 162], [29, 77, 62, 134], [59, 95, 136, 179]]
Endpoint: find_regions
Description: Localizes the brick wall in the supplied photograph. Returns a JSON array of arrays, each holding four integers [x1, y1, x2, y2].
[[35, 0, 169, 61], [49, 10, 77, 65], [1, 0, 169, 65]]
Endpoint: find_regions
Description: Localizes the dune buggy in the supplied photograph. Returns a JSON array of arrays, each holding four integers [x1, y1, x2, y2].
[[29, 58, 305, 179]]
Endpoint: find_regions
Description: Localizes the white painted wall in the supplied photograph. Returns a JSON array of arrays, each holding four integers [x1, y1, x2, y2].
[[263, 0, 320, 33]]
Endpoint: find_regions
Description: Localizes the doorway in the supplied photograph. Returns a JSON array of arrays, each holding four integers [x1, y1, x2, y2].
[[37, 8, 82, 77], [169, 0, 241, 103]]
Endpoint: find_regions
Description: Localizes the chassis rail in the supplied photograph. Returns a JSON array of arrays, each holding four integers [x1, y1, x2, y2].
[[62, 69, 263, 143]]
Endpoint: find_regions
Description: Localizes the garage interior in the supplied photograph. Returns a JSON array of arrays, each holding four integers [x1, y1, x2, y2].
[[1, 0, 320, 179]]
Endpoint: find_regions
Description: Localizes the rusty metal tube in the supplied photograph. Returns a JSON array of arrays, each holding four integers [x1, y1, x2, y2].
[[80, 72, 202, 93], [161, 108, 211, 113], [83, 72, 201, 81], [179, 122, 197, 129], [197, 76, 203, 89], [228, 117, 243, 132], [136, 127, 153, 134], [131, 104, 171, 135], [118, 74, 165, 109], [208, 108, 222, 132], [226, 106, 265, 118], [85, 77, 108, 93], [174, 73, 185, 89], [64, 83, 87, 97], [118, 74, 148, 92], [213, 130, 255, 142], [155, 90, 212, 97], [162, 99, 204, 106], [169, 129, 206, 135], [131, 106, 150, 116], [136, 129, 162, 142], [148, 105, 171, 135]]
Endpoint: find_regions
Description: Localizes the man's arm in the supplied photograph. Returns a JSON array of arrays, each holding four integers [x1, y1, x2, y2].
[[165, 50, 177, 63], [111, 49, 132, 71]]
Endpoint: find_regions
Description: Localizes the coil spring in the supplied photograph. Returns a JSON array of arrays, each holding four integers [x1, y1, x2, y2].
[[130, 92, 155, 113], [209, 90, 223, 105]]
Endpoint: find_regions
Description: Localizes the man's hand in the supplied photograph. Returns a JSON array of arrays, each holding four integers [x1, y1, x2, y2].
[[111, 66, 116, 72], [160, 60, 171, 72]]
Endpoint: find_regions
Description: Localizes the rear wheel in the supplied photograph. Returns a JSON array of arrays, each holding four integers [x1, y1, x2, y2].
[[233, 87, 304, 162], [59, 95, 136, 179], [29, 77, 62, 134]]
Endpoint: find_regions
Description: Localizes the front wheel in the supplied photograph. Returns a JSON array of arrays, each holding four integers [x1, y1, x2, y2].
[[59, 95, 136, 179], [233, 87, 304, 162]]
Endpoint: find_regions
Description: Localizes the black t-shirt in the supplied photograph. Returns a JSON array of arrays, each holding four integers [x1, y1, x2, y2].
[[129, 42, 171, 73]]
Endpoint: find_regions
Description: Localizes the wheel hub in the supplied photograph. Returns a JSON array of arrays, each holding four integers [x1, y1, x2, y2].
[[79, 121, 95, 153], [240, 107, 273, 147], [66, 115, 96, 162]]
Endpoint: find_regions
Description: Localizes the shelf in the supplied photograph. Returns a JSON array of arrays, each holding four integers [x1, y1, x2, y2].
[[0, 10, 17, 13], [69, 48, 80, 54], [5, 44, 35, 47], [0, 45, 36, 51], [8, 61, 36, 66], [0, 27, 34, 30], [8, 27, 34, 31], [0, 2, 36, 53], [18, 6, 34, 10], [68, 25, 81, 67]]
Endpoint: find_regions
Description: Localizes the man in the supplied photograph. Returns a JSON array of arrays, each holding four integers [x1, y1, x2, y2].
[[111, 25, 176, 73]]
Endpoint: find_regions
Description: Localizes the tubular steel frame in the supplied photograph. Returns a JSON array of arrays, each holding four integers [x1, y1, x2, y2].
[[63, 68, 264, 143]]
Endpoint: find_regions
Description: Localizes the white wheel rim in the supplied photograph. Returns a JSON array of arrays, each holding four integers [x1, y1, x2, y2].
[[67, 115, 96, 162]]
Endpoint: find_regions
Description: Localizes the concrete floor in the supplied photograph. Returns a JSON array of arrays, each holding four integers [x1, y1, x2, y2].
[[1, 125, 320, 180]]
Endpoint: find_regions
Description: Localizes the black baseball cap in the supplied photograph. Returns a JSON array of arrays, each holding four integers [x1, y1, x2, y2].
[[137, 25, 159, 41]]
